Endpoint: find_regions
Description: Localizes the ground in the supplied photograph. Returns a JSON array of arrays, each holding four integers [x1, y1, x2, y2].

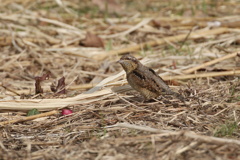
[[0, 0, 240, 160]]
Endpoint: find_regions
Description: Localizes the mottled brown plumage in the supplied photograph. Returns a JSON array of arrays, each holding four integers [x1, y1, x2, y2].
[[118, 54, 184, 101]]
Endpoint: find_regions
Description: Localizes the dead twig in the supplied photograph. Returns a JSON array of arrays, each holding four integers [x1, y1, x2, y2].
[[0, 110, 59, 126]]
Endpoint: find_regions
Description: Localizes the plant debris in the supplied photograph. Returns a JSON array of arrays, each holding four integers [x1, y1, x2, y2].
[[35, 73, 51, 94], [79, 32, 105, 48], [51, 77, 66, 94]]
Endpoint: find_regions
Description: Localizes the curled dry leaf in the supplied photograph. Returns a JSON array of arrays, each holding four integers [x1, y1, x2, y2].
[[151, 20, 171, 30], [35, 72, 50, 94], [151, 20, 161, 28], [79, 32, 104, 48], [50, 77, 66, 94]]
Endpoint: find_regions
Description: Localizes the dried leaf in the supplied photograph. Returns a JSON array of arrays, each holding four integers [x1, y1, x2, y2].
[[79, 32, 104, 48], [35, 73, 50, 94], [51, 77, 66, 94], [163, 25, 171, 30], [151, 20, 161, 28], [151, 20, 171, 30]]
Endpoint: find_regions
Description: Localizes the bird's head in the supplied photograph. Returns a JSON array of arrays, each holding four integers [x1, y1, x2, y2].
[[117, 55, 139, 73]]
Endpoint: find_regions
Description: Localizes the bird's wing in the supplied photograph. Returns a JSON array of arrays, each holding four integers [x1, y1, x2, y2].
[[147, 67, 171, 91], [127, 69, 161, 94]]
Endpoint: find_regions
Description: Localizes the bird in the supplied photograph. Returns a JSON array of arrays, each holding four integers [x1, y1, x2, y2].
[[118, 54, 184, 102]]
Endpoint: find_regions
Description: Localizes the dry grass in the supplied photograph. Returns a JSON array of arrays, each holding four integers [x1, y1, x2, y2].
[[0, 0, 240, 159]]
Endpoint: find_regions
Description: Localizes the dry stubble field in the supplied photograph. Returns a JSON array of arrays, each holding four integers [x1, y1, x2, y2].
[[0, 0, 240, 159]]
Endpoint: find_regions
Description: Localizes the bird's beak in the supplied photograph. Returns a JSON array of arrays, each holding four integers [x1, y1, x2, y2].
[[117, 60, 123, 64]]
